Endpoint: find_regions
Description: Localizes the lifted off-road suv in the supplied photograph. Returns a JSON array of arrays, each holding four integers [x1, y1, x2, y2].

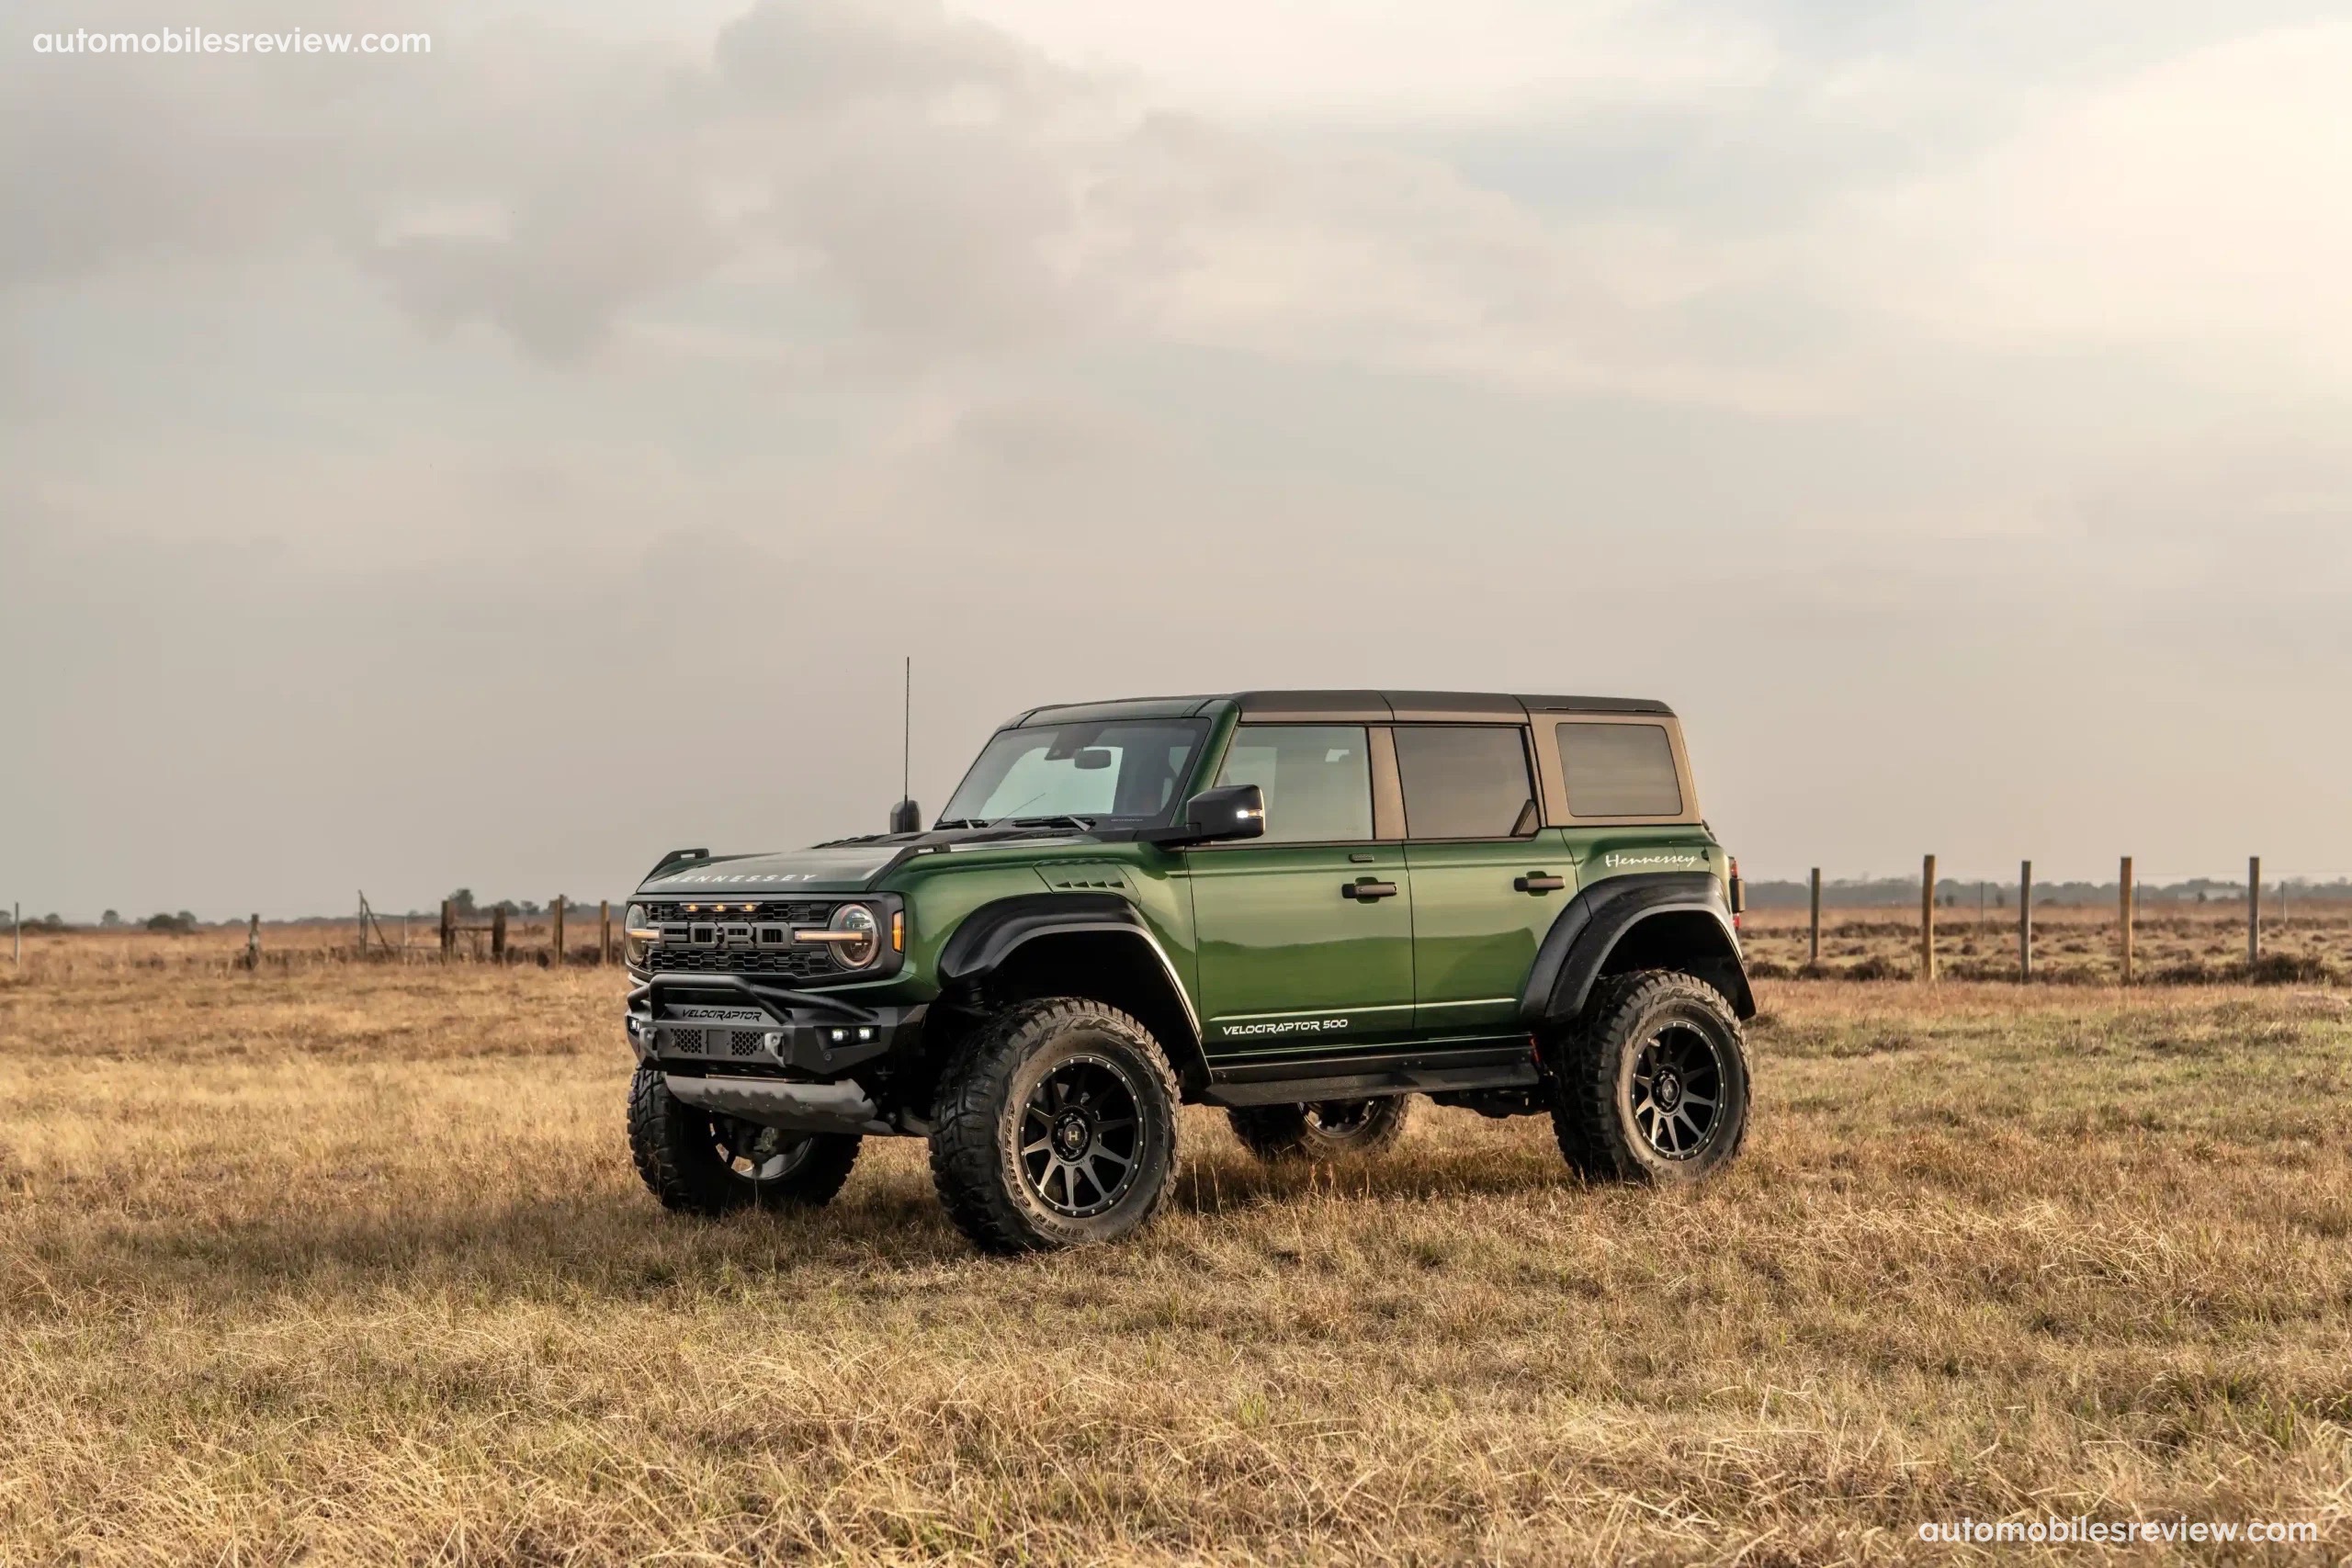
[[623, 691, 1753, 1253]]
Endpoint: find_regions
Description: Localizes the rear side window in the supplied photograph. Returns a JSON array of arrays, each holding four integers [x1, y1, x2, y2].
[[1558, 722, 1683, 817], [1394, 726, 1537, 840], [1216, 725, 1373, 842]]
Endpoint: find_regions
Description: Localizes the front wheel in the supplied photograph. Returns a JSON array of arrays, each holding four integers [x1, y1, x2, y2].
[[1550, 971, 1750, 1184], [928, 998, 1182, 1254], [1227, 1096, 1412, 1162], [628, 1066, 862, 1215]]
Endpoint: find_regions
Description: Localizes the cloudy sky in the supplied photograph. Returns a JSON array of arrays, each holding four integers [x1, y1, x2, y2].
[[5, 0, 2348, 918]]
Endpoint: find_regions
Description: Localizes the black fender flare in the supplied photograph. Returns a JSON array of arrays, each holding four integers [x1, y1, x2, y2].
[[935, 892, 1204, 1053], [1518, 872, 1754, 1027]]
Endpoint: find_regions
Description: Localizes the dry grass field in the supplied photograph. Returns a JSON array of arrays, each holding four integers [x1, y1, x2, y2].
[[3, 933, 2349, 1563]]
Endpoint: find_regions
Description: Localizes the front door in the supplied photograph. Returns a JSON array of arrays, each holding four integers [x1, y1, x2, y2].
[[1187, 723, 1415, 1059], [1393, 723, 1563, 1036]]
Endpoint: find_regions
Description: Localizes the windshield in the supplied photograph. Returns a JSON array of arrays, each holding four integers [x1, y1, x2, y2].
[[938, 719, 1208, 828]]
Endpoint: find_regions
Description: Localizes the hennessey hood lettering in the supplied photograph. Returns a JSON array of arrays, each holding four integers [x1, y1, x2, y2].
[[640, 843, 904, 895]]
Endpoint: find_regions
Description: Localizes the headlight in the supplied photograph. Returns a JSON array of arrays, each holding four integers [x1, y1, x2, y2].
[[623, 904, 653, 967], [828, 902, 880, 968]]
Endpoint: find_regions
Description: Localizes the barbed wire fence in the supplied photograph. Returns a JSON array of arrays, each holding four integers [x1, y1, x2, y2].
[[1768, 858, 2352, 983]]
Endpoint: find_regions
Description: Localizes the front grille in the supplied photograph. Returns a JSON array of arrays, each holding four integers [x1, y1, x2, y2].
[[672, 1028, 705, 1054], [648, 946, 840, 980], [640, 898, 850, 981]]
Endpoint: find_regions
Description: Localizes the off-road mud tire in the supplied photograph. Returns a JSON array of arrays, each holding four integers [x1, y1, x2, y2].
[[1227, 1096, 1413, 1162], [1551, 970, 1750, 1184], [929, 998, 1182, 1254], [628, 1066, 862, 1216]]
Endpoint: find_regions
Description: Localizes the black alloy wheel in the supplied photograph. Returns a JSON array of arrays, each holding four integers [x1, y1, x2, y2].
[[1550, 970, 1751, 1185], [1018, 1054, 1146, 1218], [1628, 1025, 1724, 1159], [708, 1113, 823, 1184], [1226, 1094, 1414, 1162]]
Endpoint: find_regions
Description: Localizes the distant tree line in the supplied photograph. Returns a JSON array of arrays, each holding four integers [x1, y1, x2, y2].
[[444, 889, 590, 920]]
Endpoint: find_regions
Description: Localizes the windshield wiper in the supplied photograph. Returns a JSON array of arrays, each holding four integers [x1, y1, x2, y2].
[[1010, 815, 1097, 831], [933, 818, 987, 829]]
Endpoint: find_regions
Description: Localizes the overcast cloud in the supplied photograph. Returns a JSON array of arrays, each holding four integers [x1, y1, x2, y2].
[[4, 0, 2348, 917]]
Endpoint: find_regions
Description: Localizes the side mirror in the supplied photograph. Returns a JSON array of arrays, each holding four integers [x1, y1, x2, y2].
[[888, 798, 922, 834], [1142, 783, 1265, 846]]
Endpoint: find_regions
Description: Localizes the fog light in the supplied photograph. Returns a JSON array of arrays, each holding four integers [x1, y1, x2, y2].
[[830, 1028, 847, 1043], [856, 1027, 876, 1042]]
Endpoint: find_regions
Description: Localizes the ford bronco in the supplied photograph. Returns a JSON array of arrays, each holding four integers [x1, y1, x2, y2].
[[623, 691, 1753, 1253]]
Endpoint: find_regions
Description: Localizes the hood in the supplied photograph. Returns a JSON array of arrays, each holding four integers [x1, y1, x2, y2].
[[638, 842, 909, 896]]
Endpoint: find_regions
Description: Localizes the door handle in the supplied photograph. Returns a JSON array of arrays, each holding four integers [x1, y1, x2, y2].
[[1514, 873, 1566, 894], [1342, 879, 1399, 900]]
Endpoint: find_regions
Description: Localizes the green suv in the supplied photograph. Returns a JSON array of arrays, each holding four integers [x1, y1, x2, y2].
[[623, 691, 1753, 1253]]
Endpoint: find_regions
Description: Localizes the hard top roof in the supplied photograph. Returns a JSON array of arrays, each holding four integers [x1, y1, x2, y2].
[[1009, 690, 1673, 728]]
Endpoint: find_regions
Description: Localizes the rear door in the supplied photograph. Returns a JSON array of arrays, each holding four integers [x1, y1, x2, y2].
[[1186, 723, 1416, 1058], [1395, 724, 1565, 1037]]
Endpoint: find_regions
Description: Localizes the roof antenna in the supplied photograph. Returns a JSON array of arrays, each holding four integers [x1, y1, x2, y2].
[[889, 656, 920, 834]]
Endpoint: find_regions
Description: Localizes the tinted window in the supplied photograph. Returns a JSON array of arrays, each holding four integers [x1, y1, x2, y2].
[[1216, 725, 1372, 842], [1558, 722, 1683, 817], [1395, 726, 1536, 840], [941, 720, 1205, 825]]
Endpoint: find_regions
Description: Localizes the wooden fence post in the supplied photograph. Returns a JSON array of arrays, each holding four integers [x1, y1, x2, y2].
[[2248, 854, 2261, 969], [2018, 860, 2033, 983], [599, 900, 612, 966], [551, 897, 566, 967], [1920, 853, 1937, 983], [492, 907, 507, 963], [10, 902, 17, 967], [440, 900, 455, 961], [1807, 868, 1822, 970], [245, 914, 261, 971], [2119, 855, 2134, 986]]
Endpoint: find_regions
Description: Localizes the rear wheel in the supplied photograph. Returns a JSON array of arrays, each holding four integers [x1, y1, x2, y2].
[[628, 1066, 862, 1216], [1551, 971, 1750, 1183], [1227, 1096, 1412, 1162], [929, 998, 1182, 1254]]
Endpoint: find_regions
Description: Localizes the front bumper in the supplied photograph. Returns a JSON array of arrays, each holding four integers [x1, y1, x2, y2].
[[625, 973, 926, 1080]]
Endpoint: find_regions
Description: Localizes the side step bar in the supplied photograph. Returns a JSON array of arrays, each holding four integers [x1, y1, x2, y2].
[[1200, 1043, 1538, 1109]]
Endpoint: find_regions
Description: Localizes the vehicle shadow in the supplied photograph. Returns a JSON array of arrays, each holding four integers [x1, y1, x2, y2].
[[1171, 1142, 1574, 1215], [6, 1142, 1585, 1319]]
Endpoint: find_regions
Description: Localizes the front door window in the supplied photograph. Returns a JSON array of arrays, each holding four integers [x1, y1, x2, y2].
[[1214, 725, 1373, 843]]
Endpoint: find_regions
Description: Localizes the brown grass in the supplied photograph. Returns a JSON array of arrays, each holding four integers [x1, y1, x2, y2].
[[2, 947, 2349, 1563]]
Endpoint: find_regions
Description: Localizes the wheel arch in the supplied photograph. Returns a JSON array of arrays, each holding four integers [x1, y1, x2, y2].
[[935, 894, 1207, 1095], [1521, 872, 1756, 1027]]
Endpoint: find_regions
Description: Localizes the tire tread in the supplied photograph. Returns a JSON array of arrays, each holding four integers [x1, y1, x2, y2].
[[1550, 970, 1748, 1183], [929, 998, 1181, 1254], [628, 1065, 860, 1215]]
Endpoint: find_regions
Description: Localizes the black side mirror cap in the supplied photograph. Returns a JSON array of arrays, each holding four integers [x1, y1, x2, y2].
[[1140, 784, 1266, 846], [888, 798, 922, 834]]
